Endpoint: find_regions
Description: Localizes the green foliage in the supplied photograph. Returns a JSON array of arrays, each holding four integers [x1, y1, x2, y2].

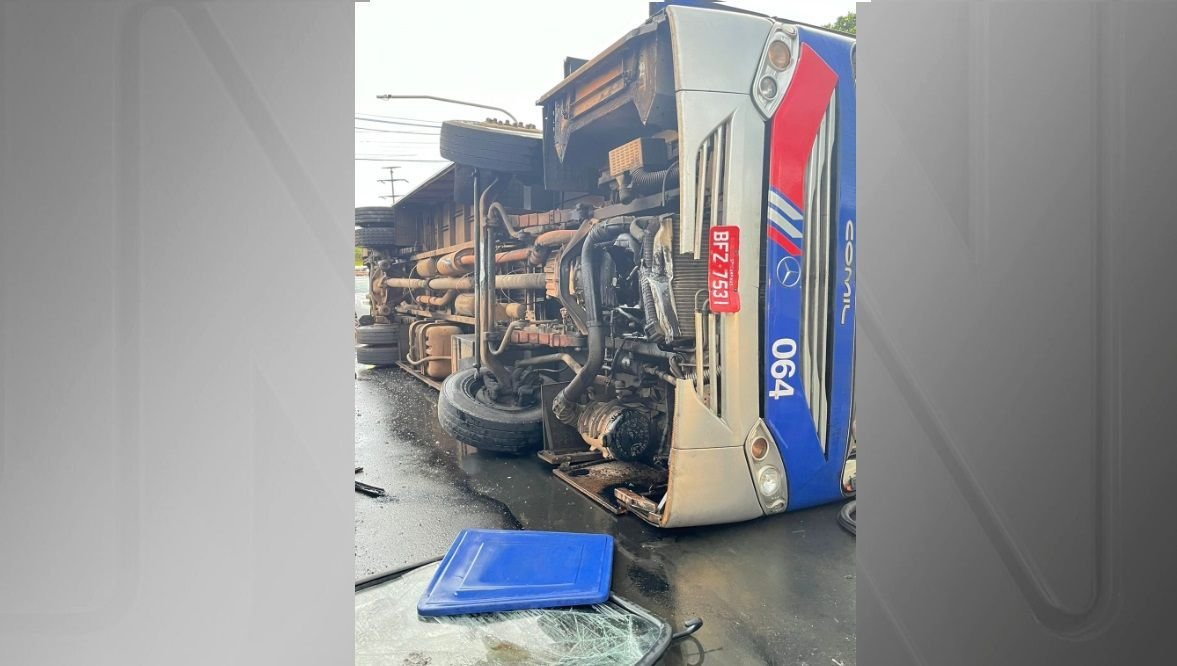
[[826, 11, 856, 35], [355, 245, 363, 267]]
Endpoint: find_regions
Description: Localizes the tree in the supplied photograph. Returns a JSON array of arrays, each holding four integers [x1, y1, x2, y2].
[[826, 11, 856, 35]]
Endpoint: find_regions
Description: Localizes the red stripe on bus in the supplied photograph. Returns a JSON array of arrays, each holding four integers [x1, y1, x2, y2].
[[768, 44, 838, 212], [768, 225, 802, 256]]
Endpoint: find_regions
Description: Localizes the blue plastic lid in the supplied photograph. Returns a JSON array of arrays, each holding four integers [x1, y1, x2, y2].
[[417, 529, 614, 616]]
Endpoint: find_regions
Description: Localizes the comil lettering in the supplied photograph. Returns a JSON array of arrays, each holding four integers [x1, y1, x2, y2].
[[840, 219, 854, 326]]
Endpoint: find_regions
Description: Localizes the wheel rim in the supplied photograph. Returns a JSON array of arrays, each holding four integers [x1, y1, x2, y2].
[[470, 371, 536, 413]]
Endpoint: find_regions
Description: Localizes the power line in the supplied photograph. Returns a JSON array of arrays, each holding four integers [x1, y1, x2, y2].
[[355, 156, 448, 163], [355, 114, 441, 128], [354, 137, 438, 144], [356, 151, 442, 159], [353, 145, 436, 153], [355, 117, 441, 130], [354, 135, 439, 142], [354, 140, 439, 146], [353, 128, 442, 137], [356, 112, 445, 124], [356, 149, 441, 155]]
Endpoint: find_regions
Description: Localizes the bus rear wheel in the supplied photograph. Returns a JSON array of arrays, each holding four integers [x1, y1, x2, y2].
[[356, 344, 399, 367], [355, 227, 399, 248], [439, 120, 541, 178], [437, 367, 543, 454]]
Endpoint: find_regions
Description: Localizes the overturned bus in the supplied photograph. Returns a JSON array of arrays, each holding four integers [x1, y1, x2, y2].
[[355, 4, 856, 528]]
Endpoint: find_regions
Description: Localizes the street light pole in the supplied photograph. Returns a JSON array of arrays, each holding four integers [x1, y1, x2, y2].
[[375, 94, 519, 124]]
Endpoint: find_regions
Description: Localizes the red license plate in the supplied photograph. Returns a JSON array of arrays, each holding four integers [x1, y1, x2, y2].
[[708, 226, 740, 313]]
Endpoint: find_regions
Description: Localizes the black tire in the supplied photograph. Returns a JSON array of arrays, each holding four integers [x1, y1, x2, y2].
[[837, 500, 856, 537], [356, 344, 399, 366], [355, 227, 399, 248], [437, 367, 543, 454], [355, 206, 396, 228], [439, 120, 542, 177], [355, 323, 399, 345]]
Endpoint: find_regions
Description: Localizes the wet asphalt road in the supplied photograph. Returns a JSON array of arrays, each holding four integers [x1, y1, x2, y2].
[[355, 365, 856, 666]]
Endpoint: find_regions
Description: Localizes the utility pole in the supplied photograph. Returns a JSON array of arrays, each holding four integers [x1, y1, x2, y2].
[[377, 166, 409, 204]]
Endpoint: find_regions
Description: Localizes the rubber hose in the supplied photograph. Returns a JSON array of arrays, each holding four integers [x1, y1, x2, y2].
[[552, 221, 626, 421], [838, 500, 857, 536], [671, 617, 704, 641], [629, 163, 679, 195], [528, 229, 576, 265]]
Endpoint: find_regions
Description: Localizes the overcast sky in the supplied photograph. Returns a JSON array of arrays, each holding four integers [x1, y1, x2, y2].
[[355, 0, 858, 206]]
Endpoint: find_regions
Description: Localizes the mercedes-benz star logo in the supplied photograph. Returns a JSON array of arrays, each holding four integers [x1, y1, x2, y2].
[[777, 256, 801, 288]]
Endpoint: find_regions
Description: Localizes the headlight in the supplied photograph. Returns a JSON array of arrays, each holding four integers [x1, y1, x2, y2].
[[758, 466, 783, 496], [757, 75, 778, 99], [750, 437, 769, 461], [767, 40, 792, 70], [751, 24, 799, 119]]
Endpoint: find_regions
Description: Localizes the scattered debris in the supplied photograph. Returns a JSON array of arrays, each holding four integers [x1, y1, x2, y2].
[[671, 617, 704, 640], [837, 501, 857, 536], [418, 529, 613, 616], [355, 481, 386, 498]]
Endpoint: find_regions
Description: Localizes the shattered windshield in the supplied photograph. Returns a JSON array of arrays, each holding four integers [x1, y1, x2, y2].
[[355, 562, 666, 665]]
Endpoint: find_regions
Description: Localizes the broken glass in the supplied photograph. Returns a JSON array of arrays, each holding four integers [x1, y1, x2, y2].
[[356, 561, 668, 665]]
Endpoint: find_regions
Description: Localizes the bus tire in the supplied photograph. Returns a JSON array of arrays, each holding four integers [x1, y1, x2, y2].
[[439, 120, 541, 177], [437, 367, 543, 454], [355, 227, 399, 248], [355, 206, 396, 228], [356, 344, 399, 366], [355, 324, 399, 345]]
